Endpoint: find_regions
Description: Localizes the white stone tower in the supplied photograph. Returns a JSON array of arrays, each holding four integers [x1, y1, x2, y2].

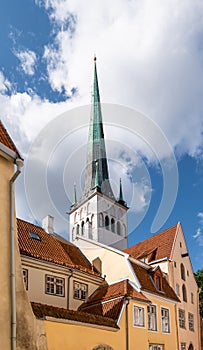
[[69, 57, 128, 250]]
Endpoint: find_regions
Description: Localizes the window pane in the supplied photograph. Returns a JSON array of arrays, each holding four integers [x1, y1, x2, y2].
[[73, 281, 88, 300], [45, 275, 64, 296]]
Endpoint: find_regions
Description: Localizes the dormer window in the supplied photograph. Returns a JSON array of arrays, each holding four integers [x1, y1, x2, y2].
[[155, 276, 162, 291], [29, 231, 41, 241], [152, 267, 163, 291]]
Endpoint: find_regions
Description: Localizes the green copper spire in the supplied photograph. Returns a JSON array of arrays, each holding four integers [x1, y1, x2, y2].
[[73, 183, 77, 205], [83, 56, 115, 199]]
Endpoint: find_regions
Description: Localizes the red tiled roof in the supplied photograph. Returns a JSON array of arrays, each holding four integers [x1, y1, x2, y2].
[[17, 218, 100, 276], [125, 224, 178, 262], [84, 279, 148, 304], [31, 302, 118, 329], [0, 120, 20, 155], [79, 279, 149, 320], [80, 299, 124, 320], [131, 262, 179, 302]]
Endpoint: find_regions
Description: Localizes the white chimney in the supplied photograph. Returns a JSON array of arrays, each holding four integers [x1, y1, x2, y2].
[[42, 215, 54, 234]]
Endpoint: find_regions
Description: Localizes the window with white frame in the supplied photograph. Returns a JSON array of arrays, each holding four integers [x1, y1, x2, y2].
[[133, 305, 145, 327], [148, 305, 157, 331], [161, 307, 170, 333], [45, 275, 65, 296], [23, 268, 28, 290], [73, 281, 88, 300], [178, 309, 185, 328], [188, 313, 194, 331], [149, 344, 164, 350], [181, 343, 186, 350]]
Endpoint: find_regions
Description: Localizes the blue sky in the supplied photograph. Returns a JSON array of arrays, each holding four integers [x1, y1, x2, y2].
[[0, 0, 203, 272]]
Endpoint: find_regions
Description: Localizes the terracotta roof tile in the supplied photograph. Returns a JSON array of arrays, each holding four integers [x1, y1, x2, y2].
[[80, 299, 124, 320], [125, 224, 178, 262], [0, 120, 20, 155], [17, 218, 100, 276], [31, 302, 118, 329], [79, 279, 149, 320], [131, 262, 179, 302], [83, 279, 148, 304]]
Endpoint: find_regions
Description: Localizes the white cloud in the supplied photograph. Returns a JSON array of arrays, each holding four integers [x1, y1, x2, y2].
[[15, 49, 37, 75], [35, 0, 203, 159], [194, 213, 203, 247], [193, 228, 201, 239], [197, 212, 203, 222], [0, 71, 11, 93]]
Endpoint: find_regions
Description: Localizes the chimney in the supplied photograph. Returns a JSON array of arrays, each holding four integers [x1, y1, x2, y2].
[[42, 215, 54, 234]]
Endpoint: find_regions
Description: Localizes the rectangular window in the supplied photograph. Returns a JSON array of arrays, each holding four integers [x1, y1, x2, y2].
[[133, 305, 145, 327], [149, 344, 164, 350], [161, 307, 170, 333], [188, 313, 194, 331], [23, 268, 28, 290], [181, 343, 186, 350], [45, 275, 65, 297], [148, 305, 157, 331], [178, 309, 185, 328], [73, 281, 88, 300]]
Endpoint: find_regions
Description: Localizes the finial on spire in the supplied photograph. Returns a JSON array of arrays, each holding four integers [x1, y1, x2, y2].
[[94, 54, 97, 62], [73, 183, 77, 206]]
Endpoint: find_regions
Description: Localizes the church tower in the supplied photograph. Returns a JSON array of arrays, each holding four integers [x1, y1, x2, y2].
[[69, 57, 128, 250]]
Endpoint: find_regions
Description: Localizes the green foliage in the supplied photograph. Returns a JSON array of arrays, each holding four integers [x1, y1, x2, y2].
[[194, 269, 203, 318]]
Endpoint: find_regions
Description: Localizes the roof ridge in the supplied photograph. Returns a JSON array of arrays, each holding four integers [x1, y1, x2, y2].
[[126, 223, 178, 249], [0, 120, 21, 157]]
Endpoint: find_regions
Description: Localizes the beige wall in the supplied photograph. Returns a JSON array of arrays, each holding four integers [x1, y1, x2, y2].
[[44, 297, 178, 350], [76, 237, 138, 285], [21, 257, 103, 310], [0, 156, 14, 349], [129, 296, 178, 350], [0, 153, 48, 350], [169, 225, 200, 350]]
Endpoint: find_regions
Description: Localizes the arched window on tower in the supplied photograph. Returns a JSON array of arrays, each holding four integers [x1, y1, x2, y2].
[[123, 224, 126, 237], [72, 227, 75, 241], [87, 203, 91, 214], [180, 263, 186, 281], [99, 213, 104, 227], [80, 208, 83, 220], [74, 212, 77, 224], [182, 284, 187, 302], [81, 221, 85, 236], [117, 221, 121, 235], [111, 218, 115, 233], [76, 224, 80, 235], [105, 216, 110, 230]]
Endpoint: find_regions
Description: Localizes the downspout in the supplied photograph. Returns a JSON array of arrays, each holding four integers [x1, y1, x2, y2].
[[10, 158, 23, 350], [125, 297, 130, 350], [67, 268, 74, 309]]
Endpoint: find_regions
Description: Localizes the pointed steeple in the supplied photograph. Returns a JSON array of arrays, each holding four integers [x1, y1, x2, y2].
[[118, 178, 126, 206], [83, 56, 115, 199]]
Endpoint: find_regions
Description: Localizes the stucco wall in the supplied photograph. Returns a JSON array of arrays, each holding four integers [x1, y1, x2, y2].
[[0, 156, 13, 349], [44, 318, 124, 350], [21, 258, 102, 310], [0, 153, 48, 349], [170, 225, 200, 350], [76, 238, 136, 285]]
